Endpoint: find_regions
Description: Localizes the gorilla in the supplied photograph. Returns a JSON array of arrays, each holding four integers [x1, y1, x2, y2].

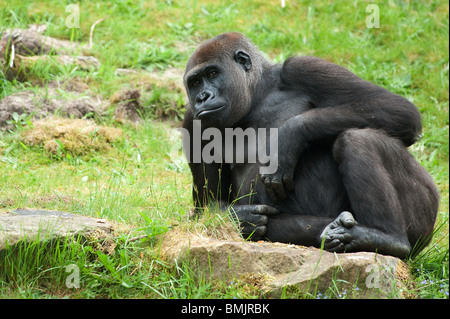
[[182, 32, 439, 259]]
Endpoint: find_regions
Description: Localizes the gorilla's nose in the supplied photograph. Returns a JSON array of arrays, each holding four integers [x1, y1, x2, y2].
[[196, 90, 214, 104]]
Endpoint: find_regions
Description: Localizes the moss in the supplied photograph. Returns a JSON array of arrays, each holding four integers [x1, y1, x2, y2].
[[20, 117, 123, 157]]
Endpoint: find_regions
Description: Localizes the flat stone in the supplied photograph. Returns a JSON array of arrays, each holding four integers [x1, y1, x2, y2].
[[162, 232, 410, 299], [0, 209, 113, 250]]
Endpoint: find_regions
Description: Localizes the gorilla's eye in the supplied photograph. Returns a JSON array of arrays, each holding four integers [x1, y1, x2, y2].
[[191, 79, 201, 88], [208, 70, 218, 79]]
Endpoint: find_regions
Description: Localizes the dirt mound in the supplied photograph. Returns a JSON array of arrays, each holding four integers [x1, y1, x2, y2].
[[0, 80, 103, 130], [110, 89, 143, 123], [1, 26, 184, 126], [1, 26, 98, 82]]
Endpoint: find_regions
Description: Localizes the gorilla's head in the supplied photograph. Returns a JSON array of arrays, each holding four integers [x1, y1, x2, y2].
[[184, 32, 270, 128]]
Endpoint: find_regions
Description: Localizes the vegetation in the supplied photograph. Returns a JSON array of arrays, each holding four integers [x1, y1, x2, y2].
[[0, 0, 448, 299]]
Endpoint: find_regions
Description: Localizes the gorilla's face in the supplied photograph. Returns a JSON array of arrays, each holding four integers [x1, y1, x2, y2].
[[184, 33, 255, 128], [185, 63, 229, 128]]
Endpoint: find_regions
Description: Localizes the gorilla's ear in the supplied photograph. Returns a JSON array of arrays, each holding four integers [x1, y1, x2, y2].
[[234, 50, 252, 71]]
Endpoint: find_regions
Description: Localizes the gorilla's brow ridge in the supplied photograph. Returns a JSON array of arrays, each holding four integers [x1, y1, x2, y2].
[[185, 63, 220, 82]]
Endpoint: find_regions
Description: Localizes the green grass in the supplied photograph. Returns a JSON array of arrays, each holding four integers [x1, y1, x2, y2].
[[0, 0, 448, 299]]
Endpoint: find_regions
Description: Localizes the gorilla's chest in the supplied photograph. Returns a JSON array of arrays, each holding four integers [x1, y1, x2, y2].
[[246, 94, 312, 128], [225, 93, 312, 204]]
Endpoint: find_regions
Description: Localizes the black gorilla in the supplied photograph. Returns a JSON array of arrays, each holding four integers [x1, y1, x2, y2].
[[182, 32, 439, 259]]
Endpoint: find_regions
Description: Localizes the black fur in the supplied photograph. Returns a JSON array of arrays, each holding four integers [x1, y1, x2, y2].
[[182, 32, 439, 259]]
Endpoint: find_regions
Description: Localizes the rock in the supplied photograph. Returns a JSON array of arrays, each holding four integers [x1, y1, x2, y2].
[[1, 28, 83, 56], [115, 68, 138, 76], [162, 232, 411, 299], [1, 27, 96, 81], [0, 209, 115, 253]]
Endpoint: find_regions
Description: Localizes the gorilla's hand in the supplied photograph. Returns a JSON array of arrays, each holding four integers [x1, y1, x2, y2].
[[260, 162, 295, 202], [260, 124, 302, 202], [229, 204, 279, 240]]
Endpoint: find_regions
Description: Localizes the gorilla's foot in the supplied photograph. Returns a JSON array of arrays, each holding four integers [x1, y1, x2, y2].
[[319, 211, 356, 252]]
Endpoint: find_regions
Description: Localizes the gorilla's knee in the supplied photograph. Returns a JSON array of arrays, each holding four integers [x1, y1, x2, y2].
[[333, 128, 389, 163]]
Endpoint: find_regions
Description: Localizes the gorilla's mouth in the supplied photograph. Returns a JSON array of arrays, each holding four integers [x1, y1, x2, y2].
[[196, 105, 225, 118]]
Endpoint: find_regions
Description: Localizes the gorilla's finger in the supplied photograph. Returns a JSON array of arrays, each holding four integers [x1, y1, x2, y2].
[[325, 238, 341, 247], [238, 211, 268, 226], [241, 224, 266, 239], [327, 242, 346, 253], [324, 239, 346, 251], [262, 177, 278, 202], [240, 223, 255, 236], [254, 214, 268, 225], [255, 205, 280, 215], [252, 226, 267, 238], [271, 179, 287, 200], [327, 232, 352, 243], [338, 211, 356, 228]]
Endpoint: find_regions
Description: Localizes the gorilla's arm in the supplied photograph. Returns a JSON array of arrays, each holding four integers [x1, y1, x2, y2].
[[182, 108, 231, 209], [183, 108, 279, 238], [262, 56, 423, 201], [280, 56, 422, 145]]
